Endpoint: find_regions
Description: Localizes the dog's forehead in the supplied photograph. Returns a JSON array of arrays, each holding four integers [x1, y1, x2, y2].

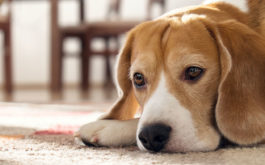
[[165, 22, 219, 66], [131, 18, 218, 68]]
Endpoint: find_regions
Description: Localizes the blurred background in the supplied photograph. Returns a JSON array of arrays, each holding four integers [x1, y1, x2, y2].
[[0, 0, 202, 104]]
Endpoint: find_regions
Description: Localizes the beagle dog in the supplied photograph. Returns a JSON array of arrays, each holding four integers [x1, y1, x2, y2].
[[76, 0, 265, 152]]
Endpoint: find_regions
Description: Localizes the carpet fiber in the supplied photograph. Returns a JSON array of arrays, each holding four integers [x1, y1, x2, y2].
[[0, 103, 265, 165]]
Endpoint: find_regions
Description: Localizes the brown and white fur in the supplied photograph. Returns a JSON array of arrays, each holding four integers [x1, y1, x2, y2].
[[75, 0, 265, 152]]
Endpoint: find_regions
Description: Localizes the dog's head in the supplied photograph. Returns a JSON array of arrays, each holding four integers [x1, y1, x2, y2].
[[103, 15, 265, 152]]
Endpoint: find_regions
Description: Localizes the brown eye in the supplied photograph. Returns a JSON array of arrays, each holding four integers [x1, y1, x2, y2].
[[133, 73, 146, 89], [185, 67, 204, 81]]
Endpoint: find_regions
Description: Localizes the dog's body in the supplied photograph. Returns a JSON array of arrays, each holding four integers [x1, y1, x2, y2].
[[76, 0, 265, 152]]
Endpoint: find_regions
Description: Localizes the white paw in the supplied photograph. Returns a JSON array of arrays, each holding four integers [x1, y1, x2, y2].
[[75, 119, 138, 147]]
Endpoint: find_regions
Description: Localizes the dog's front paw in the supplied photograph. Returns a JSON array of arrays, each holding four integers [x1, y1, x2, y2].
[[74, 120, 107, 147], [75, 120, 138, 147]]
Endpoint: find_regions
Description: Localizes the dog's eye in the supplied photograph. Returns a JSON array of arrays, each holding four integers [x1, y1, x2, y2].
[[133, 73, 146, 89], [185, 66, 204, 81]]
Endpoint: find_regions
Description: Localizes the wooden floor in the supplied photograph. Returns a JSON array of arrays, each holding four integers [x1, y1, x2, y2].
[[0, 86, 117, 104]]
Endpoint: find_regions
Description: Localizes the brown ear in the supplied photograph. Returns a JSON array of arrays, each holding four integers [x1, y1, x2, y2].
[[101, 31, 139, 120], [204, 20, 265, 145]]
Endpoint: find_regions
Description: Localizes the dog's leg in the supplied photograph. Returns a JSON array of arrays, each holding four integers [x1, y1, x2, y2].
[[75, 118, 139, 147]]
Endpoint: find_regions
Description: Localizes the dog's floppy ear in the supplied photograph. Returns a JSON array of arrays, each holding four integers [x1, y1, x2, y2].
[[101, 31, 139, 120], [203, 20, 265, 145]]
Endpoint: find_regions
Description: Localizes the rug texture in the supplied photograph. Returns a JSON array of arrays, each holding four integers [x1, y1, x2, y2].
[[0, 103, 265, 165]]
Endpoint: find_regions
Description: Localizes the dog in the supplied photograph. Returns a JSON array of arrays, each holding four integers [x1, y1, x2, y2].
[[75, 0, 265, 153]]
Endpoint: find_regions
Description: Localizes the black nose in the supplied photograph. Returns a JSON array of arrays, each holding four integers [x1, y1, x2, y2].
[[138, 123, 171, 152]]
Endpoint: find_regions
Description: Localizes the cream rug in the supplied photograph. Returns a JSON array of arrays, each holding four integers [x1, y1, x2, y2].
[[0, 103, 265, 165]]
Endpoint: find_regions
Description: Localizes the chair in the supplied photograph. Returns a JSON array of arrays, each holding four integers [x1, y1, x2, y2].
[[0, 0, 12, 94], [84, 0, 140, 89], [52, 0, 166, 92]]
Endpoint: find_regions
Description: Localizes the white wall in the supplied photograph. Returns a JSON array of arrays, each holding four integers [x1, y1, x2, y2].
[[0, 0, 202, 86]]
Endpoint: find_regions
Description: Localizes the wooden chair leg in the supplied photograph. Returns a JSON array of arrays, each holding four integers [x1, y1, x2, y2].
[[104, 37, 113, 88], [58, 35, 64, 90], [50, 35, 63, 99], [81, 36, 89, 90], [4, 27, 13, 94], [104, 55, 112, 86], [51, 43, 62, 92]]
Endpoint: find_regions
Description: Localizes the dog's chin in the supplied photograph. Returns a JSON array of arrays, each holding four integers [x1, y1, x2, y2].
[[136, 136, 220, 153], [164, 142, 218, 153], [138, 143, 218, 153]]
